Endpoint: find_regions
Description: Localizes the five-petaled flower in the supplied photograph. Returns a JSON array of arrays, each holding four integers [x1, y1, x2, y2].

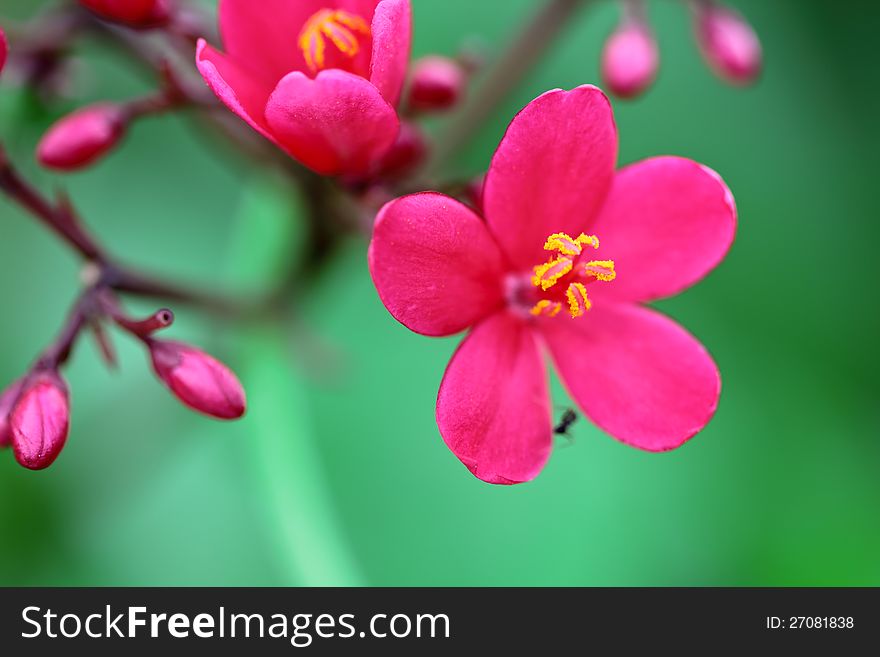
[[197, 0, 411, 177], [369, 85, 737, 485]]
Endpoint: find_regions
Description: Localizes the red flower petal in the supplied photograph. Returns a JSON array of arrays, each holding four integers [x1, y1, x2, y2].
[[542, 303, 721, 452], [369, 193, 505, 336], [437, 312, 552, 484], [265, 69, 399, 176], [589, 156, 737, 304], [196, 39, 276, 143], [218, 0, 384, 83], [483, 85, 617, 269], [369, 0, 411, 106], [218, 0, 325, 82]]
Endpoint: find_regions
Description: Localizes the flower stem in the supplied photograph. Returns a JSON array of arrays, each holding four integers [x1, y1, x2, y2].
[[240, 325, 364, 586], [426, 0, 590, 175]]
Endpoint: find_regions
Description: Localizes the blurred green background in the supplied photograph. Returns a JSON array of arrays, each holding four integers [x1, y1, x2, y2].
[[1, 0, 878, 586]]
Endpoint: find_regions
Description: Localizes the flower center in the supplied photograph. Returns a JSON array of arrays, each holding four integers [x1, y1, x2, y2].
[[298, 9, 371, 74], [525, 232, 616, 319]]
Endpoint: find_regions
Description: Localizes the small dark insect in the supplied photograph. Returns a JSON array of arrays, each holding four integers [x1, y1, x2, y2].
[[553, 408, 578, 439]]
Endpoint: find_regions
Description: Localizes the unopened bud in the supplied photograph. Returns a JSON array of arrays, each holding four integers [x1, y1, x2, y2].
[[37, 103, 128, 171], [10, 371, 70, 470], [0, 25, 8, 77], [149, 341, 246, 420], [407, 56, 466, 113], [376, 121, 427, 180], [0, 378, 25, 448], [695, 3, 761, 85], [79, 0, 169, 27], [601, 22, 658, 99]]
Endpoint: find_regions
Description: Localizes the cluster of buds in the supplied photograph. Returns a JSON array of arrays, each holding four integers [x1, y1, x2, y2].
[[2, 18, 244, 472], [0, 296, 245, 471], [601, 0, 761, 99]]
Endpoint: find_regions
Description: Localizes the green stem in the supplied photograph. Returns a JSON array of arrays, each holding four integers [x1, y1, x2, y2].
[[239, 325, 363, 586]]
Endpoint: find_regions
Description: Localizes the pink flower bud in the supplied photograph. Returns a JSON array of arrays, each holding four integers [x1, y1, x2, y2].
[[149, 341, 246, 420], [10, 371, 70, 470], [376, 121, 427, 180], [37, 103, 128, 171], [79, 0, 169, 27], [601, 22, 658, 99], [695, 3, 762, 85], [0, 26, 8, 77], [0, 378, 25, 448], [407, 56, 466, 113], [464, 173, 485, 213]]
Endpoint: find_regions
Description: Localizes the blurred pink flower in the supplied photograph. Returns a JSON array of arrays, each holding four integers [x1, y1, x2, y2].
[[695, 3, 762, 84], [149, 340, 246, 420], [79, 0, 169, 26], [37, 103, 127, 171], [9, 371, 70, 470], [601, 22, 658, 99], [369, 85, 737, 484], [197, 0, 412, 176]]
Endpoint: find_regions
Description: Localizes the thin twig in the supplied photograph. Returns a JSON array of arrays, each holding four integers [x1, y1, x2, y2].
[[426, 0, 589, 174]]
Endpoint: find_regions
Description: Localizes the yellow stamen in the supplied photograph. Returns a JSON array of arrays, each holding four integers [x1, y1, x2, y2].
[[530, 300, 562, 317], [584, 259, 616, 282], [543, 232, 601, 256], [565, 282, 591, 318], [532, 256, 573, 291], [298, 9, 371, 73], [576, 234, 600, 250]]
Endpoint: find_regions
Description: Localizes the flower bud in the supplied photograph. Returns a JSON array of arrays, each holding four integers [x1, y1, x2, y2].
[[0, 26, 8, 77], [10, 371, 70, 470], [601, 22, 658, 99], [407, 56, 466, 113], [79, 0, 169, 27], [695, 3, 761, 85], [464, 173, 485, 213], [37, 103, 128, 171], [376, 121, 427, 180], [0, 378, 25, 448], [149, 341, 246, 420]]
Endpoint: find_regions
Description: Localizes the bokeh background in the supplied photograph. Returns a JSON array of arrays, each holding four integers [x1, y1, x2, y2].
[[1, 0, 878, 586]]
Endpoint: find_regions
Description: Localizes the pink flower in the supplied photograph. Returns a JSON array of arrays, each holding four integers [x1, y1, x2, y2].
[[37, 103, 127, 171], [149, 340, 246, 419], [369, 86, 736, 484], [695, 3, 761, 85], [601, 22, 658, 99], [196, 0, 412, 177], [79, 0, 169, 27], [9, 371, 70, 470]]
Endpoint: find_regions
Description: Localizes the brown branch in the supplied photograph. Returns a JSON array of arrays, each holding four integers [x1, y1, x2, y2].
[[426, 0, 590, 175]]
